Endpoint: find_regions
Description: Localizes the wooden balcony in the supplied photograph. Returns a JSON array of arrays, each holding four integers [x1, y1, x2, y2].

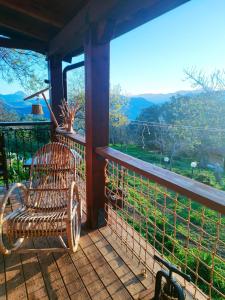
[[1, 1, 223, 299], [0, 125, 151, 300], [0, 126, 224, 300], [0, 224, 155, 300]]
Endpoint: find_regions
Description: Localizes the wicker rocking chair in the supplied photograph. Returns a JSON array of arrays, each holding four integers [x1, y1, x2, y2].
[[0, 142, 81, 255]]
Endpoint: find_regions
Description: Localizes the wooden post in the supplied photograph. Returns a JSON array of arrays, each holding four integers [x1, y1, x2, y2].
[[48, 55, 63, 126], [85, 27, 110, 228]]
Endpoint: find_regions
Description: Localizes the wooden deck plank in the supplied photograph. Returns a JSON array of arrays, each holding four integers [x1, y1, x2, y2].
[[99, 226, 154, 289], [0, 255, 6, 300], [20, 239, 49, 300], [47, 236, 91, 300], [0, 228, 156, 300], [5, 252, 28, 300], [89, 259, 131, 300], [69, 234, 112, 300], [32, 237, 70, 300], [81, 231, 139, 299], [88, 230, 146, 299], [0, 197, 22, 300]]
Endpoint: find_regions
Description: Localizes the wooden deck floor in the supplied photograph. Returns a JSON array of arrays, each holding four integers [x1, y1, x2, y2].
[[0, 226, 155, 300]]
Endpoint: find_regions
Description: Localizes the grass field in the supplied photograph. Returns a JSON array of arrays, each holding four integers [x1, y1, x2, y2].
[[112, 144, 225, 191]]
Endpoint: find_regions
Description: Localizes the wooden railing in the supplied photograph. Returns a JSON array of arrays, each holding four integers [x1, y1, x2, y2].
[[96, 147, 225, 215], [55, 128, 86, 145], [0, 122, 52, 183], [96, 146, 225, 300], [54, 130, 225, 300], [0, 121, 51, 127]]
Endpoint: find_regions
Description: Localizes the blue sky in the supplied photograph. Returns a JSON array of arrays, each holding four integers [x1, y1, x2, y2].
[[110, 0, 225, 95], [1, 0, 225, 95]]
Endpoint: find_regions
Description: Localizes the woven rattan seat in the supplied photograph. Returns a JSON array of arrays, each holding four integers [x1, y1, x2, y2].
[[0, 142, 81, 255], [7, 208, 68, 238]]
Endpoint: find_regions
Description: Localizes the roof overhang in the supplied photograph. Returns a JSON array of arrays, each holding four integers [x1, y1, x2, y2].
[[0, 0, 190, 60]]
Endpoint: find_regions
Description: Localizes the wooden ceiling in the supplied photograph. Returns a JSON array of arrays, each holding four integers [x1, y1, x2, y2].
[[0, 0, 88, 37], [0, 0, 89, 55], [0, 0, 189, 60]]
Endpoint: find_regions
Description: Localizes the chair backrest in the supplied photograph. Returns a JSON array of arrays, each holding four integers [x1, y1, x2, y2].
[[26, 142, 76, 210]]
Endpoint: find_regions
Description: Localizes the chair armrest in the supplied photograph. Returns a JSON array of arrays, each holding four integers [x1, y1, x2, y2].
[[68, 181, 82, 220], [0, 183, 27, 218], [0, 183, 27, 255]]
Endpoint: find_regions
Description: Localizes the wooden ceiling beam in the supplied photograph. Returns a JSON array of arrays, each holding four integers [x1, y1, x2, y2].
[[0, 0, 62, 28], [0, 22, 48, 42], [48, 0, 118, 57], [0, 26, 25, 39], [0, 23, 48, 42], [49, 0, 189, 58], [0, 6, 58, 42], [0, 37, 47, 54]]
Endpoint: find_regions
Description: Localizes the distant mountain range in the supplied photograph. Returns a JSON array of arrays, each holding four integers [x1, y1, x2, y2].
[[0, 91, 50, 119], [0, 90, 199, 121], [126, 90, 199, 119], [123, 97, 154, 120]]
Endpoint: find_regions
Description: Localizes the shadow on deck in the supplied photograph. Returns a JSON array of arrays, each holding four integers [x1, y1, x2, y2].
[[0, 185, 155, 299], [0, 226, 154, 300]]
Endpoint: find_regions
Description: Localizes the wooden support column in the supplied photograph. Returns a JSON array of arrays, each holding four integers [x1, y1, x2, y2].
[[85, 27, 110, 229], [48, 55, 63, 125]]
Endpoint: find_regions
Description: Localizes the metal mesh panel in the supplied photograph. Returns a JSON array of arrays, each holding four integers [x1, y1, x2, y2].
[[0, 124, 51, 182], [56, 134, 86, 214]]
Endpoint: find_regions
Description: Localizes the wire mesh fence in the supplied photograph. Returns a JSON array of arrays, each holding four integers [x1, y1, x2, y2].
[[56, 133, 86, 215], [105, 159, 225, 300], [0, 122, 51, 183]]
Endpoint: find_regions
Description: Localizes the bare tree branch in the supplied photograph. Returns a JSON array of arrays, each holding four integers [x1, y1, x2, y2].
[[0, 48, 47, 92], [184, 67, 225, 92]]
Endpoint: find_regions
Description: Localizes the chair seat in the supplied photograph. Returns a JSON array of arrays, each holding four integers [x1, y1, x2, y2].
[[7, 208, 68, 238]]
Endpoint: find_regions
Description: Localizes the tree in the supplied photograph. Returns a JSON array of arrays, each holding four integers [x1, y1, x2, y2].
[[130, 68, 225, 170], [109, 84, 128, 144], [110, 85, 128, 127], [67, 68, 85, 133], [0, 100, 19, 122], [136, 92, 225, 168], [184, 67, 225, 92], [67, 70, 128, 140], [131, 105, 161, 149], [0, 48, 47, 92], [183, 68, 225, 167]]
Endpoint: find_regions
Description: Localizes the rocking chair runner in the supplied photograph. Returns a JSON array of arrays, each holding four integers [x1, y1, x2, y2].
[[0, 142, 81, 255]]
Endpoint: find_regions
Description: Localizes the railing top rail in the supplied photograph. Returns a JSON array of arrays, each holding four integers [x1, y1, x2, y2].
[[56, 128, 86, 145], [0, 121, 52, 127], [96, 146, 225, 215]]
